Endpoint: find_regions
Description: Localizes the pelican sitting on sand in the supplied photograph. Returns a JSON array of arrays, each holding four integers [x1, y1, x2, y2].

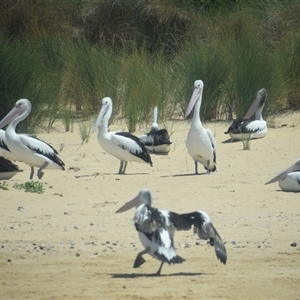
[[225, 88, 267, 141], [140, 106, 172, 154], [93, 97, 153, 174], [0, 156, 23, 180], [185, 80, 217, 174], [265, 158, 300, 192], [116, 188, 227, 275]]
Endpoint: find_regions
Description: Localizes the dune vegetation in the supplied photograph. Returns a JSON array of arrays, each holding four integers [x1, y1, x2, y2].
[[0, 0, 299, 133]]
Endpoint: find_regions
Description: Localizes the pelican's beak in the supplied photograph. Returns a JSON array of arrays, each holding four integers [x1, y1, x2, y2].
[[185, 86, 202, 117], [265, 161, 300, 185], [153, 106, 158, 123], [0, 105, 24, 129], [92, 103, 108, 132], [243, 88, 267, 120], [115, 195, 142, 213]]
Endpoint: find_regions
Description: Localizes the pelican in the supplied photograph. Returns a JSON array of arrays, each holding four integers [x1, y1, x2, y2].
[[0, 99, 65, 179], [265, 158, 300, 192], [93, 97, 153, 174], [139, 106, 172, 154], [116, 188, 227, 275], [185, 80, 217, 174], [224, 88, 267, 140], [0, 156, 23, 180], [0, 129, 18, 161]]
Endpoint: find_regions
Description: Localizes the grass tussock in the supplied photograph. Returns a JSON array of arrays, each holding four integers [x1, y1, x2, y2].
[[0, 181, 9, 190], [0, 0, 299, 133], [13, 181, 45, 194]]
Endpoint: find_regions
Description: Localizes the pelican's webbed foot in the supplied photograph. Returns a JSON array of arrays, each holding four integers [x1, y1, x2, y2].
[[133, 247, 150, 268], [133, 254, 146, 268], [37, 162, 49, 179], [205, 160, 211, 174]]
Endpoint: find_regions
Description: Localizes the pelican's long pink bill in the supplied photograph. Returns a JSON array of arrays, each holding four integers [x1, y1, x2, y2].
[[265, 161, 300, 185], [115, 196, 141, 213], [0, 106, 23, 129], [185, 86, 202, 117], [92, 102, 109, 132], [243, 88, 267, 119]]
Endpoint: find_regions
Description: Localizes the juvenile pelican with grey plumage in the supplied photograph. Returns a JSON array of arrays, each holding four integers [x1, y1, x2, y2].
[[116, 188, 227, 275]]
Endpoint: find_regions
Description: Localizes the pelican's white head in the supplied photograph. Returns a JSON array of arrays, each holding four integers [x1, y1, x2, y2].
[[0, 98, 31, 129], [194, 80, 204, 89], [115, 188, 153, 213], [92, 97, 113, 132]]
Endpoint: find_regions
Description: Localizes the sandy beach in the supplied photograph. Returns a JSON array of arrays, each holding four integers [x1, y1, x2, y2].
[[1, 112, 300, 300]]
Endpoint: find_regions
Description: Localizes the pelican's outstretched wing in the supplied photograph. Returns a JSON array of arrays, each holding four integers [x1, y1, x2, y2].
[[170, 210, 227, 264]]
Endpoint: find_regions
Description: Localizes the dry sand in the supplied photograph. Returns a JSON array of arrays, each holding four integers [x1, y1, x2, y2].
[[1, 113, 300, 300]]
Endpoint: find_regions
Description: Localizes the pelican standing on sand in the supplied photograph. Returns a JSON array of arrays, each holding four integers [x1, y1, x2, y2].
[[0, 99, 65, 179], [1, 129, 18, 161], [185, 80, 217, 174], [224, 88, 267, 140], [93, 97, 153, 174], [265, 158, 300, 192], [116, 188, 227, 275], [140, 106, 172, 154]]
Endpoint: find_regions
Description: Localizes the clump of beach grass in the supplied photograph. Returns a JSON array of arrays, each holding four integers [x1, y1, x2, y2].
[[78, 120, 91, 144], [13, 181, 45, 194], [173, 41, 230, 120], [0, 181, 9, 191]]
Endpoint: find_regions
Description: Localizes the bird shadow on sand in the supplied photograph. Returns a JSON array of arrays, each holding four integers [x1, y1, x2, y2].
[[222, 138, 241, 144], [161, 173, 208, 178], [274, 189, 298, 193], [113, 172, 151, 176], [74, 172, 150, 178], [111, 272, 208, 278]]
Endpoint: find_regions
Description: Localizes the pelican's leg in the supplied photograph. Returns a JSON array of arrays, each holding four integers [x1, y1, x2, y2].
[[194, 161, 198, 175], [123, 161, 128, 174], [118, 161, 124, 174], [30, 167, 35, 180], [156, 261, 164, 276], [37, 162, 49, 179], [206, 160, 210, 174], [133, 247, 150, 268]]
